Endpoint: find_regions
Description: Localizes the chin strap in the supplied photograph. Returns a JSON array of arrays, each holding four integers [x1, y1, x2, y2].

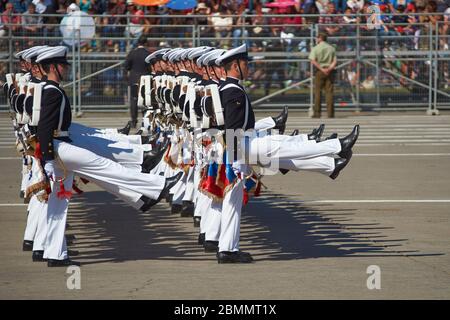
[[236, 58, 244, 81], [54, 64, 63, 82]]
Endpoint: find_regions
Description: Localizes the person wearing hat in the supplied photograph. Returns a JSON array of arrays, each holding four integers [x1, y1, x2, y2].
[[309, 32, 337, 118], [34, 46, 182, 266], [124, 35, 151, 129]]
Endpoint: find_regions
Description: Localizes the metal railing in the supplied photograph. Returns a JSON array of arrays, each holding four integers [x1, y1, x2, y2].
[[0, 13, 449, 114]]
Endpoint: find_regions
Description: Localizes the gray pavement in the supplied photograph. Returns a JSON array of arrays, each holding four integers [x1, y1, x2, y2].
[[1, 111, 450, 299]]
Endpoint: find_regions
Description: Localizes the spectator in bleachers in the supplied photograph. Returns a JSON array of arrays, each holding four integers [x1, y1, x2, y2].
[[193, 2, 212, 40], [78, 0, 93, 12], [315, 0, 329, 13], [319, 3, 342, 37], [347, 0, 364, 12], [32, 0, 46, 13], [232, 3, 249, 48], [11, 0, 27, 13], [22, 3, 42, 37], [209, 4, 233, 47], [126, 2, 151, 48], [1, 2, 21, 34]]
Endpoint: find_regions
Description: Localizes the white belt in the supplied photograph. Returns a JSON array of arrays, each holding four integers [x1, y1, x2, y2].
[[54, 130, 69, 138]]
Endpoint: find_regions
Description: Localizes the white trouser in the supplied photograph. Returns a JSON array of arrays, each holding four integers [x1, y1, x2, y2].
[[278, 157, 335, 175], [171, 171, 186, 205], [43, 165, 74, 261], [254, 117, 275, 132], [20, 157, 29, 192], [182, 166, 195, 202], [268, 133, 309, 143], [32, 200, 48, 252], [193, 165, 202, 217], [197, 192, 210, 233], [23, 157, 42, 242], [70, 131, 146, 207], [204, 199, 222, 242], [248, 136, 341, 164], [54, 140, 165, 201], [219, 179, 244, 252], [69, 123, 142, 145], [69, 132, 144, 168], [24, 196, 40, 242], [76, 174, 145, 210]]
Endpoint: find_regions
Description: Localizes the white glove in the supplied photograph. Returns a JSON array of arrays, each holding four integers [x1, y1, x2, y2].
[[44, 160, 55, 179]]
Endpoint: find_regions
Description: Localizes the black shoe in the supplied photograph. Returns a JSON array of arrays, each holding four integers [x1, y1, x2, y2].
[[47, 258, 81, 267], [308, 124, 325, 142], [193, 216, 201, 228], [166, 193, 173, 204], [171, 203, 183, 214], [32, 250, 47, 262], [118, 121, 132, 135], [217, 251, 254, 264], [180, 200, 194, 217], [66, 234, 76, 241], [329, 155, 352, 180], [272, 106, 288, 134], [136, 129, 143, 136], [198, 233, 205, 245], [339, 125, 359, 159], [290, 129, 299, 136], [139, 195, 151, 212], [204, 241, 219, 253], [141, 140, 169, 173], [141, 135, 151, 144], [142, 172, 183, 211], [23, 240, 33, 251], [19, 190, 24, 199], [67, 249, 79, 256], [324, 133, 338, 141]]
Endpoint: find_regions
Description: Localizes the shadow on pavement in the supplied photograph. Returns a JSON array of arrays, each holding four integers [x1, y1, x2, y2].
[[242, 192, 444, 260], [67, 190, 443, 265]]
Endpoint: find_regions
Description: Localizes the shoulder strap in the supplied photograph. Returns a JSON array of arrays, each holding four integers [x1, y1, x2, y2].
[[43, 84, 66, 131]]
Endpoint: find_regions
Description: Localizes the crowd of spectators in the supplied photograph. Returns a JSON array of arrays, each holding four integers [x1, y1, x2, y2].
[[0, 0, 449, 96], [0, 0, 448, 49]]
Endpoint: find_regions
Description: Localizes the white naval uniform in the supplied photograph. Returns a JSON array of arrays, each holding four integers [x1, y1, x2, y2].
[[38, 80, 166, 261]]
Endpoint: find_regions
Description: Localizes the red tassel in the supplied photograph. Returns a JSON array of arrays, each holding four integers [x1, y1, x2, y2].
[[203, 176, 223, 199], [57, 180, 72, 200], [34, 142, 42, 160], [243, 189, 249, 205]]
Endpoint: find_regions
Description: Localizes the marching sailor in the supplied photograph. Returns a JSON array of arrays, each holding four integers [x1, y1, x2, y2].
[[35, 46, 182, 266]]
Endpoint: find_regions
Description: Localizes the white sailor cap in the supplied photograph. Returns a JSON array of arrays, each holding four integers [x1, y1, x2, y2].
[[174, 49, 187, 62], [196, 49, 214, 67], [22, 46, 49, 63], [15, 47, 37, 60], [204, 49, 226, 67], [187, 46, 213, 61], [36, 46, 70, 65], [145, 48, 171, 64], [180, 48, 195, 61], [215, 44, 249, 66], [167, 48, 184, 63], [162, 48, 180, 62]]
